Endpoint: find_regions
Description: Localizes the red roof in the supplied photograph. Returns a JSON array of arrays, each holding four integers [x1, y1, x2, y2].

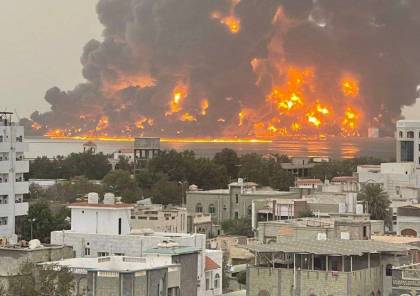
[[68, 202, 134, 209], [205, 256, 220, 271], [296, 178, 323, 185]]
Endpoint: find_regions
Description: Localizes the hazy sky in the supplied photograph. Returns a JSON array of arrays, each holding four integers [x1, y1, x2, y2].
[[0, 1, 419, 120], [0, 1, 101, 118]]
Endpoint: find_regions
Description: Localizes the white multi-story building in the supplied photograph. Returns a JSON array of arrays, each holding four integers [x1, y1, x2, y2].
[[51, 192, 222, 296], [357, 163, 420, 201], [396, 120, 420, 167], [0, 113, 29, 244]]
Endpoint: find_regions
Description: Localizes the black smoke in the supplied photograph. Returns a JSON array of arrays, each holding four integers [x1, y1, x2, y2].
[[25, 0, 420, 137]]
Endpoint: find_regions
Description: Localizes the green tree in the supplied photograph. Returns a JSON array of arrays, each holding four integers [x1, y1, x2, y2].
[[102, 170, 140, 203], [115, 155, 132, 171], [29, 152, 112, 180], [238, 153, 270, 185], [29, 183, 46, 200], [221, 218, 253, 237], [21, 201, 70, 242], [213, 148, 240, 179], [358, 183, 392, 225], [62, 152, 111, 179], [56, 176, 104, 202], [190, 158, 228, 189], [151, 178, 180, 205], [268, 168, 294, 191]]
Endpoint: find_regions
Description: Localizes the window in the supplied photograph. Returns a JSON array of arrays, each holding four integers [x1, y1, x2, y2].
[[235, 194, 239, 204], [84, 248, 90, 256], [118, 218, 122, 235], [0, 195, 7, 204], [97, 252, 109, 257], [247, 205, 252, 216], [196, 203, 203, 213], [0, 217, 8, 225], [138, 216, 147, 220], [131, 216, 136, 219], [399, 131, 403, 138], [16, 136, 23, 142], [407, 131, 414, 138], [0, 136, 3, 142], [400, 141, 414, 162], [234, 212, 239, 219], [363, 226, 367, 238], [214, 274, 220, 289], [149, 217, 158, 220], [206, 277, 210, 290], [209, 204, 216, 215], [114, 253, 125, 256]]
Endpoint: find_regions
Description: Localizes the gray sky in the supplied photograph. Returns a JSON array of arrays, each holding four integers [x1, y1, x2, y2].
[[0, 0, 101, 118], [0, 1, 419, 120]]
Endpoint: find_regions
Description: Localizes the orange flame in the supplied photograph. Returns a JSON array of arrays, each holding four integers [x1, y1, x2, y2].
[[166, 83, 188, 116], [96, 116, 109, 131], [341, 75, 360, 97], [200, 99, 209, 116], [181, 113, 197, 122]]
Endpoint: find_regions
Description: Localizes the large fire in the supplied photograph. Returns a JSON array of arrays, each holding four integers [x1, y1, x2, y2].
[[31, 0, 383, 142]]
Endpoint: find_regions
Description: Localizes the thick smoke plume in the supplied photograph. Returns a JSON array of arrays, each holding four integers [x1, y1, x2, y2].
[[25, 0, 420, 138]]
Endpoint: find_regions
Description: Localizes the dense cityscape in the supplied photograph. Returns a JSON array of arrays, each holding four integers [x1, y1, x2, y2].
[[0, 114, 419, 295]]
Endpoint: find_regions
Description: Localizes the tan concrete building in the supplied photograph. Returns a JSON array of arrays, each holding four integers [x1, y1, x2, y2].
[[397, 204, 420, 237], [0, 243, 73, 288], [130, 204, 187, 233], [245, 239, 415, 296], [256, 215, 374, 243], [186, 179, 299, 224]]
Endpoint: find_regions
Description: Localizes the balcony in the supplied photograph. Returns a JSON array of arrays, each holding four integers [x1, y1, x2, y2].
[[0, 142, 29, 153], [0, 143, 10, 152], [0, 161, 10, 173], [15, 202, 28, 216], [14, 182, 29, 194], [15, 142, 29, 152], [0, 183, 11, 193], [15, 160, 29, 173]]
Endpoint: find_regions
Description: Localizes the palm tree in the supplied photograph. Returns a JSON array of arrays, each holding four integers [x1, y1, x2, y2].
[[358, 183, 391, 225]]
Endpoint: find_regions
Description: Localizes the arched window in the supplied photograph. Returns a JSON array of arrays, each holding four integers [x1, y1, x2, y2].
[[399, 131, 403, 138], [407, 131, 414, 138], [385, 264, 393, 276], [214, 273, 220, 289], [401, 228, 417, 237], [209, 204, 216, 215], [196, 203, 203, 213]]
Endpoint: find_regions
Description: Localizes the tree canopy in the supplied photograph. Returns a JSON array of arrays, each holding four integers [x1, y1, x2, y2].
[[358, 183, 392, 226]]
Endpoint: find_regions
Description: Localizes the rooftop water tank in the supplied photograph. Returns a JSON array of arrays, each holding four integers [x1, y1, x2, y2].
[[87, 192, 99, 204]]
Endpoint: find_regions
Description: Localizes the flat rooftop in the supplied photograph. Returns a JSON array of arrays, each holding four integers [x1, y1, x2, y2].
[[44, 256, 175, 273], [372, 235, 420, 245], [189, 189, 295, 196], [144, 246, 200, 255], [68, 202, 134, 209], [0, 244, 68, 252], [244, 239, 418, 256]]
